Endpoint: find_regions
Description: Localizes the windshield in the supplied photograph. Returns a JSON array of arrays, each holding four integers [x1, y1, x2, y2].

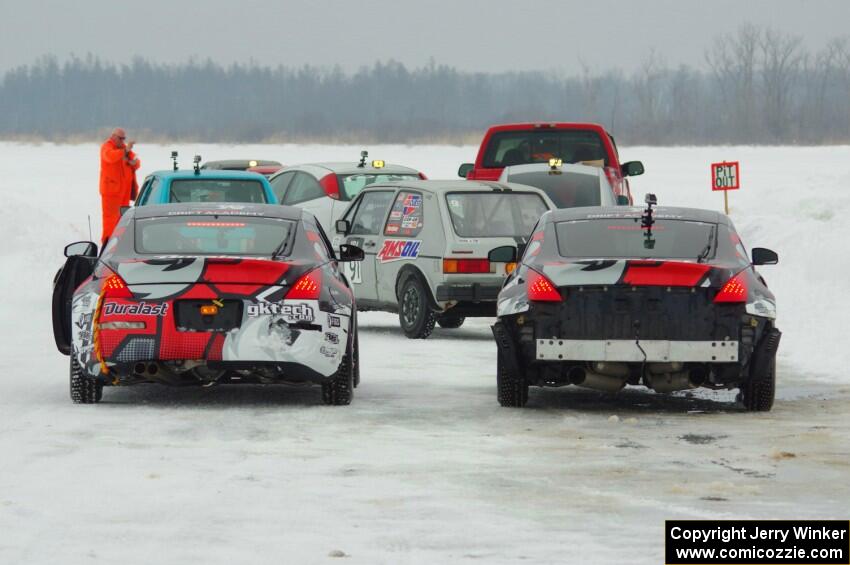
[[339, 173, 420, 201], [483, 129, 609, 168], [507, 171, 603, 208], [555, 218, 717, 259], [446, 192, 548, 238], [169, 179, 268, 204], [135, 215, 295, 256]]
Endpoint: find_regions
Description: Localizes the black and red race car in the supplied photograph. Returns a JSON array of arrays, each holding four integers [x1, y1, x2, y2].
[[491, 197, 781, 411], [52, 203, 364, 405]]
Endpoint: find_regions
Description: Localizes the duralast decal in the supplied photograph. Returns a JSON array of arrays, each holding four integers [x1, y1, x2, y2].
[[377, 239, 421, 263], [247, 301, 315, 322], [103, 301, 169, 316]]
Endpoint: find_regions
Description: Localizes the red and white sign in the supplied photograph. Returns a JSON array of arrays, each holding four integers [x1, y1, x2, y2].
[[711, 161, 740, 191]]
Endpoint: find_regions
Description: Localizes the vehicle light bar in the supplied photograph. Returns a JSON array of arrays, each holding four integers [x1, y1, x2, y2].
[[443, 258, 492, 274]]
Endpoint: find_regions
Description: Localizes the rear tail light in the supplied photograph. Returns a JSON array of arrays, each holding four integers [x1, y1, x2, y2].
[[714, 274, 747, 303], [443, 258, 492, 274], [102, 273, 132, 298], [527, 270, 561, 302], [286, 269, 322, 300], [320, 174, 341, 200], [418, 171, 428, 180]]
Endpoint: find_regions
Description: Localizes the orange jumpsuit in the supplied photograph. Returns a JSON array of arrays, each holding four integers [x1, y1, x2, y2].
[[99, 139, 140, 244]]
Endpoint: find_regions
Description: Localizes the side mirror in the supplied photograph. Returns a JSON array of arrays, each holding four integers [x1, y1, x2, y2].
[[752, 247, 778, 266], [616, 195, 630, 205], [457, 163, 474, 178], [64, 241, 98, 258], [338, 244, 364, 262], [335, 219, 351, 235], [119, 205, 131, 216], [488, 245, 517, 263], [621, 161, 645, 177]]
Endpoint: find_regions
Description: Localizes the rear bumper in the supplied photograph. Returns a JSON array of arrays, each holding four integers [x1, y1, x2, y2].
[[536, 339, 739, 363], [435, 282, 502, 302]]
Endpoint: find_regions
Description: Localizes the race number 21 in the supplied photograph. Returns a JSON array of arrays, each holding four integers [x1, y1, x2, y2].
[[711, 161, 740, 191]]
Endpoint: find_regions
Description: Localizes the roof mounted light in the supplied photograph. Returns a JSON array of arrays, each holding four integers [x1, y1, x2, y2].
[[548, 158, 562, 175], [371, 160, 385, 169], [249, 160, 258, 167]]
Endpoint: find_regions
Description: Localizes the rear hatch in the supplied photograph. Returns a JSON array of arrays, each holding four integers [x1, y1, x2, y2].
[[442, 188, 550, 288]]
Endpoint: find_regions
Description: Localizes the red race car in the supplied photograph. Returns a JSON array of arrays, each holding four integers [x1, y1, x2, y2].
[[458, 122, 644, 204]]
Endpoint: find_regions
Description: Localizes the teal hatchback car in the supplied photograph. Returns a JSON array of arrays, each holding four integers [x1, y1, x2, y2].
[[136, 169, 277, 206]]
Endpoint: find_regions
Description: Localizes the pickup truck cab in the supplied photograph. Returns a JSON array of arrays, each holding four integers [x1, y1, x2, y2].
[[458, 122, 643, 204]]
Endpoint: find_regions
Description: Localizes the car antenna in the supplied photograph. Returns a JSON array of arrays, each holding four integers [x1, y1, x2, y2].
[[171, 150, 179, 171], [358, 150, 368, 168], [193, 155, 202, 175], [87, 214, 92, 241], [641, 193, 657, 249]]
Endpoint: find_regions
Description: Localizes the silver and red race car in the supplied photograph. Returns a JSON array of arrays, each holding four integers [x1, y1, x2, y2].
[[492, 197, 781, 411], [52, 203, 364, 405]]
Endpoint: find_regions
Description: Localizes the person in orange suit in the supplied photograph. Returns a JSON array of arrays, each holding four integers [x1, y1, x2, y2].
[[99, 127, 141, 244]]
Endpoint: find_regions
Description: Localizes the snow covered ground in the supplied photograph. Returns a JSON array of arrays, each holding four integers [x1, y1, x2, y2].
[[0, 142, 848, 564]]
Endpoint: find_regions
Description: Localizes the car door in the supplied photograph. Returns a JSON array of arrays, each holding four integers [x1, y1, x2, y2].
[[269, 170, 296, 203], [52, 247, 97, 354], [340, 190, 395, 303], [377, 190, 428, 303], [282, 172, 332, 228]]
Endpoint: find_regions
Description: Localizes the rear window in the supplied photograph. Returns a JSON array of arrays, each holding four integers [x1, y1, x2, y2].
[[446, 192, 548, 238], [339, 173, 420, 201], [483, 129, 609, 168], [507, 171, 602, 208], [135, 215, 295, 256], [169, 179, 268, 204], [555, 218, 717, 260]]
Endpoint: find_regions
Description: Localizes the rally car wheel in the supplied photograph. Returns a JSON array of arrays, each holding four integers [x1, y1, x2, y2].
[[437, 315, 465, 329], [353, 328, 360, 388], [322, 339, 355, 406], [742, 357, 776, 412], [70, 357, 102, 404], [497, 347, 528, 408], [399, 278, 437, 339]]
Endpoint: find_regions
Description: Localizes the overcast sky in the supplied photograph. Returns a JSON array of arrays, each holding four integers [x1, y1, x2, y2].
[[1, 0, 848, 75]]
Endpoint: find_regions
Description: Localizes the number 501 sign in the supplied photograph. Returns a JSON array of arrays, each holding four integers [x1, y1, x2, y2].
[[711, 161, 740, 191]]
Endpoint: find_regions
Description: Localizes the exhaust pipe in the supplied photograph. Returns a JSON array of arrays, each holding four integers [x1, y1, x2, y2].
[[568, 366, 627, 392], [134, 362, 146, 375], [147, 363, 159, 376]]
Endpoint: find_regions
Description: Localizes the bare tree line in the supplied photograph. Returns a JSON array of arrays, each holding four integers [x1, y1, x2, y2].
[[0, 25, 847, 144]]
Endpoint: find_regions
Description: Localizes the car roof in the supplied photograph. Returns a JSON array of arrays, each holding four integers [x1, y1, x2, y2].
[[149, 170, 270, 181], [544, 205, 730, 225], [202, 159, 282, 169], [358, 179, 551, 195], [502, 163, 604, 177], [130, 202, 303, 220], [284, 162, 421, 176]]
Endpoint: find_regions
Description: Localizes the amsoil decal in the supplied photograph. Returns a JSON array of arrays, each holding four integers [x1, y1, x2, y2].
[[377, 239, 421, 263], [103, 301, 169, 316], [247, 302, 314, 321]]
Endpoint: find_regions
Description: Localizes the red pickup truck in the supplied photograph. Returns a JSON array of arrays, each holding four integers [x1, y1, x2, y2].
[[458, 122, 643, 204]]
